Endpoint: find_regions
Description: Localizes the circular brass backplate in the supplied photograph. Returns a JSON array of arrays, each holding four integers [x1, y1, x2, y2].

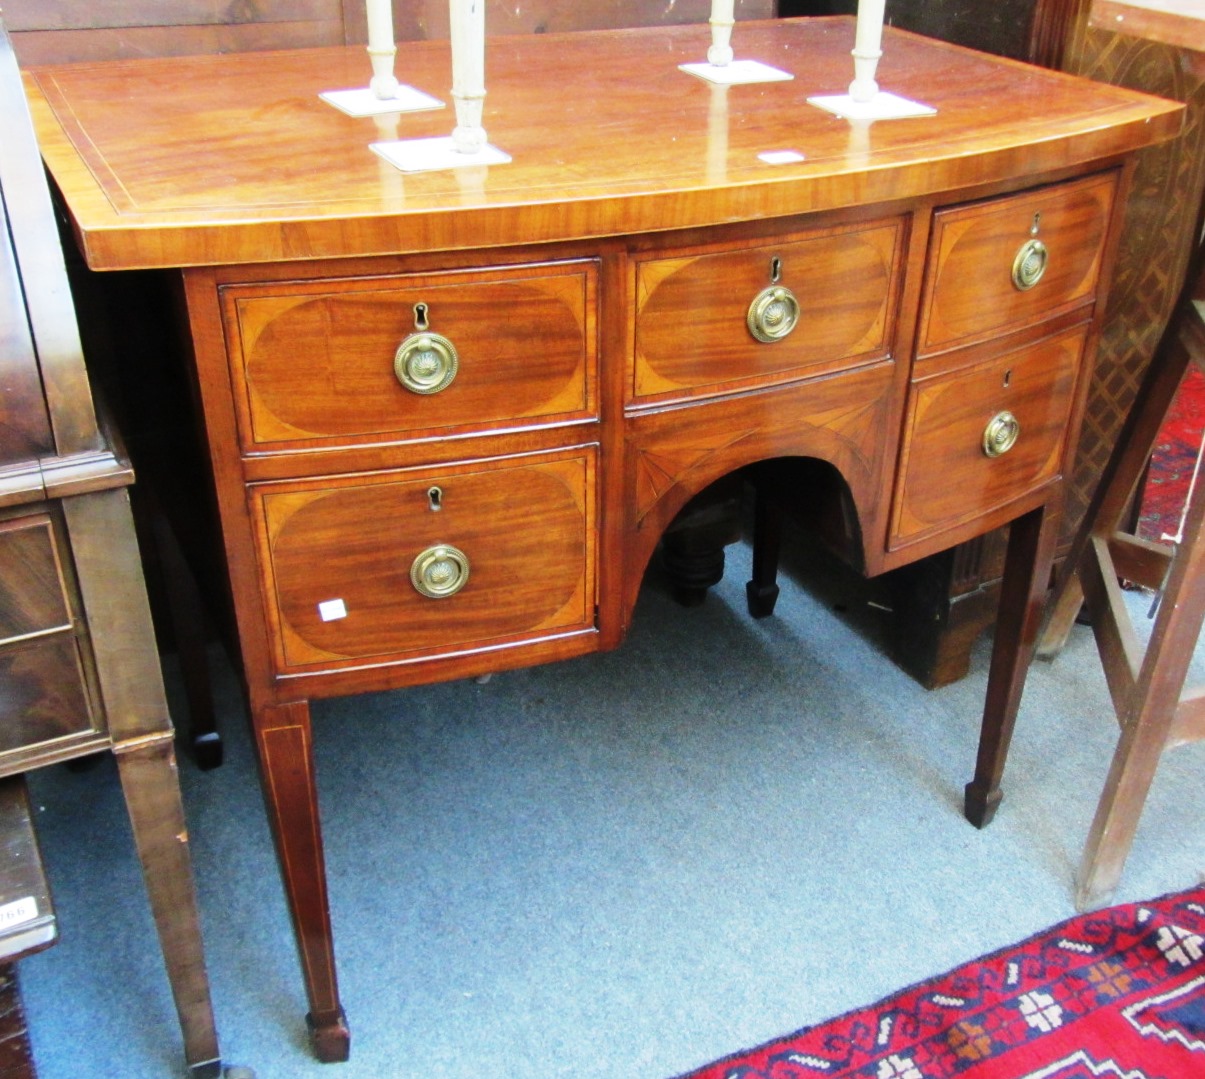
[[982, 410, 1021, 458], [1011, 239, 1048, 292], [410, 544, 470, 599], [746, 285, 800, 343], [394, 332, 459, 395]]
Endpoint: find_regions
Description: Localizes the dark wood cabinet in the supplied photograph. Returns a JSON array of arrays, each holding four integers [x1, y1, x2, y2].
[[0, 17, 224, 1078]]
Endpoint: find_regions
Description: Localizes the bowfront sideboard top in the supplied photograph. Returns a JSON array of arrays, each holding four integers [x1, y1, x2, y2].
[[24, 18, 1181, 271], [20, 17, 1185, 1064]]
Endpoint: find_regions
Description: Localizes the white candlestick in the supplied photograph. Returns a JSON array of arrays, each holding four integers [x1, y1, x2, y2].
[[366, 0, 399, 99], [450, 0, 487, 153], [708, 0, 735, 67], [848, 0, 886, 102]]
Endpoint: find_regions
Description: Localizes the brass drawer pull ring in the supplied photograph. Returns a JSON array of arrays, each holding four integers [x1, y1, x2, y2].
[[1011, 238, 1048, 291], [983, 410, 1020, 458], [395, 333, 459, 395], [410, 544, 470, 599], [394, 302, 459, 395], [747, 285, 800, 343]]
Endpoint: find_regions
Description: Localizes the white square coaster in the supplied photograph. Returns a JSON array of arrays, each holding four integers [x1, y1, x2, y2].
[[679, 60, 794, 85], [372, 136, 512, 173], [320, 85, 444, 117], [806, 91, 936, 121]]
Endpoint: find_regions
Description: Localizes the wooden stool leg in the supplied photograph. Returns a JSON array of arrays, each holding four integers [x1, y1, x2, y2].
[[1077, 456, 1205, 909], [254, 700, 349, 1063], [965, 501, 1060, 827], [1036, 570, 1085, 659], [1039, 300, 1195, 660], [114, 737, 221, 1078]]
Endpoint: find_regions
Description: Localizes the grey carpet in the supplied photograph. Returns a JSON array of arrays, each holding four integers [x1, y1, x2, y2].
[[16, 538, 1205, 1078]]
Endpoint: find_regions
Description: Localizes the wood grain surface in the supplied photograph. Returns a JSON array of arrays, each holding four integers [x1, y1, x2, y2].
[[24, 18, 1182, 270]]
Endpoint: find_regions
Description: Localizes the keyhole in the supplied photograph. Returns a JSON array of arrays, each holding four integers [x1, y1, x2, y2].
[[1030, 212, 1041, 237], [770, 256, 782, 284], [414, 302, 430, 332], [1004, 369, 1012, 388], [427, 486, 442, 511]]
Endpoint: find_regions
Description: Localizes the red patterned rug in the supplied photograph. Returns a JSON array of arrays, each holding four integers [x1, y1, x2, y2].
[[1137, 366, 1205, 543], [677, 885, 1205, 1079]]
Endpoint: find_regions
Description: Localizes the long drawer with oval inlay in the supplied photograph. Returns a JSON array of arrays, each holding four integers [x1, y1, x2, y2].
[[221, 259, 597, 452], [915, 171, 1117, 362], [251, 447, 597, 673], [632, 217, 905, 403]]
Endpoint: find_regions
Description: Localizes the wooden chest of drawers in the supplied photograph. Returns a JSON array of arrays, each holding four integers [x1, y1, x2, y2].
[[23, 17, 1182, 1062], [0, 17, 222, 1073]]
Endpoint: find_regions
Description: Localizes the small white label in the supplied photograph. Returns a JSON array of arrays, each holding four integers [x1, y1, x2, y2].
[[758, 150, 806, 165], [0, 897, 38, 931], [318, 599, 348, 622]]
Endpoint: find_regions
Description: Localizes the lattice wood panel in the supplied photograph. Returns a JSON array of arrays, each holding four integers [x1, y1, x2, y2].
[[1062, 27, 1205, 551]]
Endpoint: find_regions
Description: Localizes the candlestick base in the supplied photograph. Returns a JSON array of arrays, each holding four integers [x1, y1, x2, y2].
[[320, 86, 444, 117], [806, 91, 935, 121], [679, 59, 793, 85], [372, 136, 511, 173]]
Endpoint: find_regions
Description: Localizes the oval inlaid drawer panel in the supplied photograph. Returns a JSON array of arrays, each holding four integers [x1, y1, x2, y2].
[[917, 172, 1117, 358], [891, 324, 1088, 546], [223, 260, 596, 450], [254, 448, 597, 671], [632, 218, 904, 402]]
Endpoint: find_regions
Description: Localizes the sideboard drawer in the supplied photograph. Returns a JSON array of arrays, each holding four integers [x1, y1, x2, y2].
[[253, 448, 597, 671], [224, 260, 596, 450], [0, 516, 72, 645], [633, 219, 904, 402], [891, 324, 1088, 546], [0, 638, 96, 756], [917, 172, 1117, 358], [0, 513, 100, 755]]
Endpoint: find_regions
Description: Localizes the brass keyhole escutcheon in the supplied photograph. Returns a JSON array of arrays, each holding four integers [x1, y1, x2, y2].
[[410, 544, 470, 599], [982, 410, 1020, 458], [1011, 238, 1048, 291], [747, 285, 800, 343]]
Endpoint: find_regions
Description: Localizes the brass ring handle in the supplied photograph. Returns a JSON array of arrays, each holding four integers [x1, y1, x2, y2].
[[746, 285, 800, 343], [409, 544, 470, 599], [1011, 239, 1048, 291], [394, 332, 459, 395], [982, 411, 1020, 458]]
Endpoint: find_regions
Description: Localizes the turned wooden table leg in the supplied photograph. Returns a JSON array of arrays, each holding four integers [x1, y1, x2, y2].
[[965, 500, 1060, 827], [254, 700, 349, 1062], [746, 464, 784, 619], [114, 736, 222, 1078]]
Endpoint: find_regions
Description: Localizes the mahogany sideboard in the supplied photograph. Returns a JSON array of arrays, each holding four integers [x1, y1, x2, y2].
[[20, 18, 1181, 1061]]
